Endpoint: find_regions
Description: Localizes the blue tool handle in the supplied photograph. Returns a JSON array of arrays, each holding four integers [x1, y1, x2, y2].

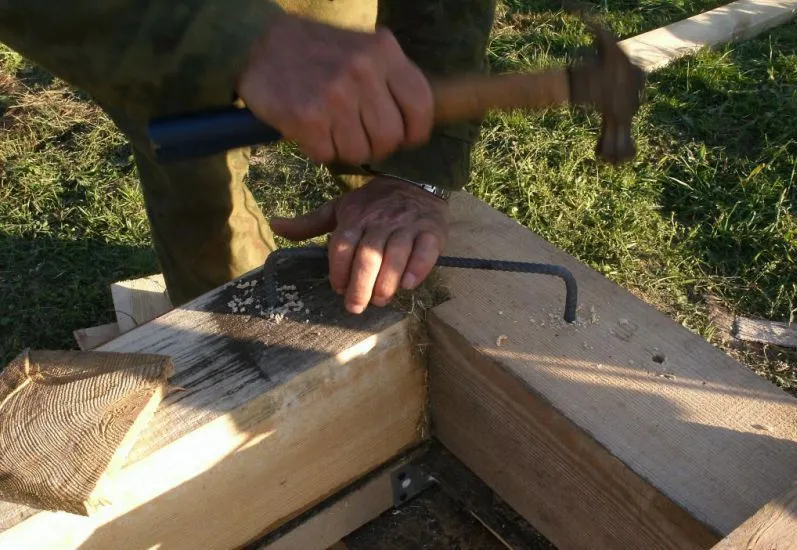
[[148, 107, 283, 163]]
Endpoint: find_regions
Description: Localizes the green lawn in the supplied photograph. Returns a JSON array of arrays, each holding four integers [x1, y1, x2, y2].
[[1, 2, 795, 393]]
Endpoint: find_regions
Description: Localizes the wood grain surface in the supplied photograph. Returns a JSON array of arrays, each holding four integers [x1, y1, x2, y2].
[[734, 316, 797, 349], [429, 192, 797, 548], [110, 274, 172, 334], [0, 349, 172, 515], [714, 482, 797, 549], [0, 255, 424, 549], [73, 323, 122, 351]]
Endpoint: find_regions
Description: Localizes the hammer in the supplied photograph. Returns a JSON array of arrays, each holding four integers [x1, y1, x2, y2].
[[148, 19, 645, 165]]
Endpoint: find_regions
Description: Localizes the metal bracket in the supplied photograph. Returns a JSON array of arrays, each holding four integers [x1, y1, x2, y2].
[[390, 464, 435, 507]]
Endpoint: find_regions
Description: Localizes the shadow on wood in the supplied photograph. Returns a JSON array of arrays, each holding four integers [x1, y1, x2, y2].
[[428, 193, 797, 549], [0, 257, 427, 549], [713, 481, 797, 549]]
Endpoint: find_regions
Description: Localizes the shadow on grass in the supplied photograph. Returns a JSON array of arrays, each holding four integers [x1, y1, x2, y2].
[[0, 233, 158, 364]]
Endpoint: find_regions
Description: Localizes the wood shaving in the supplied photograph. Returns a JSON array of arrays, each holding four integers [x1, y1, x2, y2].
[[227, 280, 310, 324]]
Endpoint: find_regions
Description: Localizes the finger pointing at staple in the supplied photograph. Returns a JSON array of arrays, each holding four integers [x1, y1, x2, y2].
[[328, 228, 363, 295]]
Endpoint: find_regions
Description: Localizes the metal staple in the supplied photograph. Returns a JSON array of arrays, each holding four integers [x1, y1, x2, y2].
[[260, 246, 578, 323]]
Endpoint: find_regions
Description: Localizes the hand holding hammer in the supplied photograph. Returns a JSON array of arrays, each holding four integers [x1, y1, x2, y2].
[[149, 15, 645, 166]]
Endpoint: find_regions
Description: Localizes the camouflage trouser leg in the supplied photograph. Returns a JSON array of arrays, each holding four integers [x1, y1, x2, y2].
[[136, 139, 275, 306], [111, 0, 378, 306]]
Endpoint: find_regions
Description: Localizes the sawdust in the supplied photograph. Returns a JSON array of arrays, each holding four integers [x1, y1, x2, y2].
[[226, 280, 308, 324]]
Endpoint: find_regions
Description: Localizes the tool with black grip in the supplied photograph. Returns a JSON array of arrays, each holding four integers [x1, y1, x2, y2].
[[147, 18, 644, 165]]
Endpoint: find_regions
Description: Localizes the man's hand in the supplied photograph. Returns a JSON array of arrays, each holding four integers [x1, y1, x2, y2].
[[270, 178, 448, 314], [237, 12, 434, 166]]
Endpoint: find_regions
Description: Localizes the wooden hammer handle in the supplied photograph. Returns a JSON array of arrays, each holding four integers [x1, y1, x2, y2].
[[431, 69, 571, 123], [148, 69, 572, 162]]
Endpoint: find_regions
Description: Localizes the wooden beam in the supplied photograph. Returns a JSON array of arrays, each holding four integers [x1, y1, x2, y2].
[[0, 257, 426, 549], [713, 481, 797, 549], [110, 273, 172, 334], [256, 440, 554, 550], [73, 322, 121, 351], [263, 471, 393, 550], [619, 0, 797, 73], [0, 350, 172, 516], [428, 192, 797, 549], [256, 447, 425, 550], [734, 316, 797, 349]]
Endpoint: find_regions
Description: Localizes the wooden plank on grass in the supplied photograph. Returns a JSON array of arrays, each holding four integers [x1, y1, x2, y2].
[[0, 256, 426, 549], [713, 481, 797, 549], [428, 192, 797, 549], [73, 322, 121, 351], [619, 0, 797, 73], [734, 316, 797, 348], [111, 274, 172, 333]]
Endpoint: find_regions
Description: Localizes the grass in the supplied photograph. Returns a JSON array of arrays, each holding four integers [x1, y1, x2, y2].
[[1, 2, 795, 393]]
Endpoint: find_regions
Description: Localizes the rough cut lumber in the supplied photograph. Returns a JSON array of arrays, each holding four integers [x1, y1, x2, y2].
[[110, 273, 173, 333], [0, 349, 172, 515], [713, 482, 797, 549], [619, 0, 797, 73], [0, 257, 426, 549], [73, 322, 121, 351], [258, 441, 554, 550], [428, 192, 797, 549], [734, 316, 797, 349], [257, 448, 425, 550], [706, 297, 796, 349], [265, 473, 391, 550]]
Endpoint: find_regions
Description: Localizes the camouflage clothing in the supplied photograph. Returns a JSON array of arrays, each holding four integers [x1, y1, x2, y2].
[[0, 0, 497, 305]]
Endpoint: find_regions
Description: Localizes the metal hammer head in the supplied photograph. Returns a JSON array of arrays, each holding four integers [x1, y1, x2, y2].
[[567, 15, 646, 164]]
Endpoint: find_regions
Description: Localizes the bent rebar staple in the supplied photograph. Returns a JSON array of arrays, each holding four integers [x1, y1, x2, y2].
[[261, 246, 578, 323]]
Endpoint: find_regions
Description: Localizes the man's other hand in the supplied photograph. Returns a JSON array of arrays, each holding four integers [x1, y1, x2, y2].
[[270, 178, 448, 314], [237, 13, 434, 166]]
